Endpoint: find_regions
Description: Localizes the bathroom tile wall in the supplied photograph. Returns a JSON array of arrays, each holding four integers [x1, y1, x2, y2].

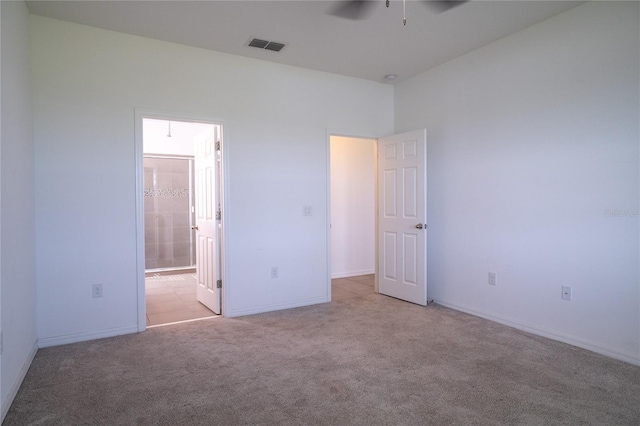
[[144, 157, 195, 270]]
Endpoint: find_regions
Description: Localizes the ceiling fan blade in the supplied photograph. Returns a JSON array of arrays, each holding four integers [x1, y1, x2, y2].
[[424, 0, 469, 14], [328, 1, 377, 20]]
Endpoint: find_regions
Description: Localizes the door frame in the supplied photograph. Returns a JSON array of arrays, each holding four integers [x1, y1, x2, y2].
[[326, 130, 380, 297], [134, 109, 228, 331]]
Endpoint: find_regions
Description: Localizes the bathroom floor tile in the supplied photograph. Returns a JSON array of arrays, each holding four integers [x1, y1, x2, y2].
[[147, 300, 188, 315], [145, 287, 175, 295], [147, 293, 182, 304], [146, 272, 216, 326], [173, 286, 197, 295], [147, 309, 215, 325]]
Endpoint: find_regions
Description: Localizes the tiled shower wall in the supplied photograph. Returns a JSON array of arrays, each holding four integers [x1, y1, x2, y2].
[[144, 157, 196, 270]]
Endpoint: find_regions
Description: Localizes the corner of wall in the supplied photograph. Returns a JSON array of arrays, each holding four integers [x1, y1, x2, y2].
[[1, 0, 38, 421], [0, 340, 37, 423]]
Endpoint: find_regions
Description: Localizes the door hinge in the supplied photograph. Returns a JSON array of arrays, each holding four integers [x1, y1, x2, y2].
[[216, 280, 222, 289], [215, 141, 221, 151], [216, 210, 222, 221]]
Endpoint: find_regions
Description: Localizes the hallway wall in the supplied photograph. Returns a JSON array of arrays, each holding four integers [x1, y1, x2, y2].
[[330, 136, 376, 278]]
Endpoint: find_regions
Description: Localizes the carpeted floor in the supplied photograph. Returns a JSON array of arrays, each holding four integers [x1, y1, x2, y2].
[[5, 276, 640, 425]]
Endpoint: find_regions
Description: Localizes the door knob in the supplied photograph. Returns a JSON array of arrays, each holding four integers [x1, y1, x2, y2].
[[191, 225, 199, 231], [415, 223, 423, 229]]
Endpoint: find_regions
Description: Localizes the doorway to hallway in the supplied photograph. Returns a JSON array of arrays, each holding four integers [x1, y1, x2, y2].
[[329, 135, 377, 296], [328, 130, 428, 306]]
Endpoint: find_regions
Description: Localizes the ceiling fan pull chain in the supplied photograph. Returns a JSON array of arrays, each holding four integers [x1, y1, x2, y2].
[[403, 0, 406, 25]]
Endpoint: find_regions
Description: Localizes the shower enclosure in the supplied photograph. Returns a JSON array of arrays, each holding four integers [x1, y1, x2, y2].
[[144, 155, 196, 271]]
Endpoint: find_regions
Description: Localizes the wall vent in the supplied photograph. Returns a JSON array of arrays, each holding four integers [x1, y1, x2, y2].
[[248, 38, 285, 52]]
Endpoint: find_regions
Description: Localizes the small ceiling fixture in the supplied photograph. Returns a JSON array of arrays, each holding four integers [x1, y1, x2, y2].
[[248, 38, 285, 52], [384, 74, 398, 83]]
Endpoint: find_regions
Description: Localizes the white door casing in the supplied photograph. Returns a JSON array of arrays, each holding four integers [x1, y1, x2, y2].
[[194, 129, 221, 314], [377, 129, 427, 306]]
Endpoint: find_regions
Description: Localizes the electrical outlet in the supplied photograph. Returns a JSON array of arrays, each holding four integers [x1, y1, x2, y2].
[[488, 272, 497, 286], [92, 283, 103, 298], [303, 205, 313, 216], [561, 285, 572, 301], [271, 266, 279, 279]]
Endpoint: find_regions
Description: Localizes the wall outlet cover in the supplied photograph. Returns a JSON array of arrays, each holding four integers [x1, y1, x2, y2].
[[92, 283, 104, 298], [488, 272, 497, 286]]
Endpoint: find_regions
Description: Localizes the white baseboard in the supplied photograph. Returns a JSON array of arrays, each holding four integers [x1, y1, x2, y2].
[[37, 325, 139, 348], [1, 339, 38, 423], [331, 269, 375, 279], [227, 296, 329, 318], [435, 299, 640, 366]]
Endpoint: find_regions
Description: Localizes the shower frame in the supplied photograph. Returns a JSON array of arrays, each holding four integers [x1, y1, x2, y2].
[[143, 154, 196, 273]]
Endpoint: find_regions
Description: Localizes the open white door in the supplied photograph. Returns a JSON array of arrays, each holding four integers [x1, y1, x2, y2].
[[194, 128, 221, 314], [377, 129, 427, 306]]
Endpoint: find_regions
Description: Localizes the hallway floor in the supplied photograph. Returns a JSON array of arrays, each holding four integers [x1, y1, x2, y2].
[[331, 274, 375, 301]]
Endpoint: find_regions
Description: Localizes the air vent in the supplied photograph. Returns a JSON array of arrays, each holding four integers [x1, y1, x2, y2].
[[264, 42, 285, 52], [248, 38, 269, 49], [248, 38, 285, 53]]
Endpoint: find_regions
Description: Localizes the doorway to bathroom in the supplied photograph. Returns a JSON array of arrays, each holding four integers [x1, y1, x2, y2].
[[138, 115, 224, 327]]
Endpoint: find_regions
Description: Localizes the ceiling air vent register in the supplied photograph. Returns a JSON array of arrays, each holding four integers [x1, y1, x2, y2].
[[248, 38, 285, 52]]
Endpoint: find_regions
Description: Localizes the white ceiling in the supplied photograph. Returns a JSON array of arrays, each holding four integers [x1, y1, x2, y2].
[[26, 0, 583, 83]]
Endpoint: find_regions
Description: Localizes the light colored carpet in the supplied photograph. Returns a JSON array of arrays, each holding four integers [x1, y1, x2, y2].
[[5, 280, 640, 425]]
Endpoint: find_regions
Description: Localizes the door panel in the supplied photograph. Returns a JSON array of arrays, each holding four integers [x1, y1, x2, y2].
[[384, 169, 397, 217], [404, 167, 417, 217], [403, 233, 417, 285], [384, 231, 397, 280], [378, 129, 427, 306]]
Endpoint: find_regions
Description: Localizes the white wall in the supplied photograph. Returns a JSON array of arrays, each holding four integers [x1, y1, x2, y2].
[[395, 1, 640, 364], [0, 0, 38, 420], [31, 16, 393, 344], [330, 136, 376, 278]]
